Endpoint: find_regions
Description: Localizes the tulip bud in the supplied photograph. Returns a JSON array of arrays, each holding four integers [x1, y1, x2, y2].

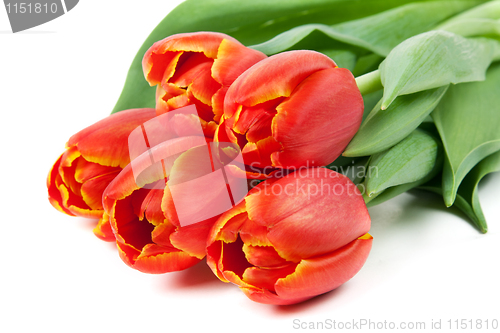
[[218, 50, 364, 170], [47, 108, 157, 241], [103, 105, 251, 273], [206, 167, 372, 305], [142, 31, 267, 132]]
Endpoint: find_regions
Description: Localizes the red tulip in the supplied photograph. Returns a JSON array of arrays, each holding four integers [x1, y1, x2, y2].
[[142, 31, 267, 131], [218, 50, 364, 170], [206, 167, 372, 305], [102, 107, 251, 273], [47, 108, 157, 241]]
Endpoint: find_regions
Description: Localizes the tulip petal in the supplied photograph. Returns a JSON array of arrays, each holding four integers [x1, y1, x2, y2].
[[216, 211, 248, 243], [144, 51, 183, 85], [144, 188, 167, 226], [239, 217, 272, 247], [212, 86, 228, 122], [166, 145, 237, 226], [81, 171, 120, 210], [220, 236, 252, 280], [224, 50, 336, 110], [68, 108, 157, 168], [189, 67, 220, 108], [133, 245, 200, 274], [156, 84, 189, 115], [241, 287, 312, 305], [143, 32, 240, 86], [147, 32, 237, 61], [221, 270, 253, 289], [116, 216, 155, 252], [74, 158, 120, 183], [206, 240, 226, 282], [47, 154, 74, 216], [170, 217, 218, 259], [274, 235, 373, 301], [111, 194, 155, 250], [151, 222, 176, 248], [93, 212, 115, 242], [246, 169, 371, 262], [59, 148, 82, 196], [116, 241, 141, 268], [272, 68, 363, 167], [242, 136, 282, 168], [166, 93, 190, 111], [242, 244, 289, 268], [233, 99, 280, 136], [169, 53, 213, 88], [206, 201, 248, 281], [242, 264, 297, 292], [245, 115, 275, 144], [160, 185, 180, 227], [66, 205, 103, 219], [212, 39, 267, 86], [103, 159, 159, 210]]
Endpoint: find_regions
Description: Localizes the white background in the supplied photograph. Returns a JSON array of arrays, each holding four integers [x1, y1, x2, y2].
[[1, 1, 499, 332]]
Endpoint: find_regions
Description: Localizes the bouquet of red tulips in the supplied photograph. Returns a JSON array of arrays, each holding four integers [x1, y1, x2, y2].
[[48, 0, 500, 305]]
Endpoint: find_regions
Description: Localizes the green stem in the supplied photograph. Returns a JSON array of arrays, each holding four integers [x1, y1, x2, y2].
[[355, 70, 382, 96]]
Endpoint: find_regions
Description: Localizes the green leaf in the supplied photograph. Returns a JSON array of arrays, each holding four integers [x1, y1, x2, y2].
[[352, 53, 384, 77], [379, 31, 500, 109], [316, 49, 357, 70], [435, 1, 500, 38], [365, 174, 434, 207], [326, 156, 370, 184], [112, 0, 435, 113], [440, 18, 500, 38], [431, 62, 500, 207], [419, 151, 500, 233], [457, 151, 500, 233], [361, 89, 384, 122], [435, 0, 500, 28], [344, 86, 448, 157], [364, 129, 442, 197], [250, 1, 483, 57], [418, 175, 485, 232]]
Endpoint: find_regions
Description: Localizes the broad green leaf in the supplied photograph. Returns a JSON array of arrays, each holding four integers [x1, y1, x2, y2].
[[352, 53, 384, 77], [432, 62, 500, 207], [326, 156, 370, 185], [379, 31, 500, 109], [250, 1, 483, 57], [418, 175, 487, 233], [112, 0, 440, 113], [250, 24, 367, 58], [319, 50, 357, 70], [364, 129, 442, 197], [419, 151, 500, 233], [365, 173, 436, 207], [435, 0, 500, 28], [326, 155, 358, 169], [457, 151, 500, 232], [361, 89, 384, 122], [435, 1, 500, 38], [364, 129, 443, 206], [344, 86, 448, 157], [440, 18, 500, 37]]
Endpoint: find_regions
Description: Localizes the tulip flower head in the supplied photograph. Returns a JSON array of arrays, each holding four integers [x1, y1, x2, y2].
[[103, 105, 251, 273], [142, 31, 267, 132], [206, 167, 372, 305], [219, 50, 364, 170], [47, 108, 157, 241]]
